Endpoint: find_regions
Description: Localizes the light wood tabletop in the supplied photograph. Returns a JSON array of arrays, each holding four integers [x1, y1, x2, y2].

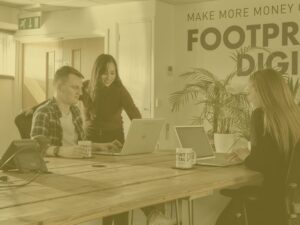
[[0, 150, 262, 225]]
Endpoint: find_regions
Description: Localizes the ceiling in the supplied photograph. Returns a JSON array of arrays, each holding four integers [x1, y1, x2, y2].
[[0, 0, 216, 11]]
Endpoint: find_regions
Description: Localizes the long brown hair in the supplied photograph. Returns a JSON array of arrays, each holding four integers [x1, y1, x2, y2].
[[250, 68, 300, 154], [88, 54, 123, 102]]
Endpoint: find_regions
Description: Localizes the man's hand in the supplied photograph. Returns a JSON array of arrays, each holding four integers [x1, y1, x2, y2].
[[58, 146, 89, 158], [227, 148, 250, 162]]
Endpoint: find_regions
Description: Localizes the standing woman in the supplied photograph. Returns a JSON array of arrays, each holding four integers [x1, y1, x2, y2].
[[81, 54, 141, 225], [216, 68, 300, 225], [83, 54, 141, 144]]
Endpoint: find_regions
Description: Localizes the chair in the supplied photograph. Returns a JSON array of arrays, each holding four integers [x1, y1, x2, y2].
[[15, 100, 48, 138], [285, 141, 300, 224], [220, 141, 300, 225]]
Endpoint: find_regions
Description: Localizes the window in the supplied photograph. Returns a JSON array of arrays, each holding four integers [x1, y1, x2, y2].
[[0, 32, 15, 76]]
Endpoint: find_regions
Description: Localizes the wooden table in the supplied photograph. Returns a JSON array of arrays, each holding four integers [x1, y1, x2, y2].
[[0, 151, 262, 225]]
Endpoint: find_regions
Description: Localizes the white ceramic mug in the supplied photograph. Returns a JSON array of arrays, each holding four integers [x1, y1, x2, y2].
[[176, 148, 197, 169], [78, 140, 92, 158]]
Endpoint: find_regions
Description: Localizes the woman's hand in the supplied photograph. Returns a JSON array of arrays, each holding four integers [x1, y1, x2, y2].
[[111, 140, 123, 149], [92, 140, 122, 152], [227, 148, 250, 162]]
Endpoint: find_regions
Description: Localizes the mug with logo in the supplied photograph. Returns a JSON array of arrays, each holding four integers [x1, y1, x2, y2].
[[176, 148, 197, 169]]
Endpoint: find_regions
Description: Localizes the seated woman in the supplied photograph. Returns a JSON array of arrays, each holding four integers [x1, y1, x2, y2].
[[216, 68, 300, 225]]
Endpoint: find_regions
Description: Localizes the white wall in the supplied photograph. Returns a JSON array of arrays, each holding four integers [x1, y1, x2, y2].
[[154, 1, 176, 149], [174, 0, 300, 107], [0, 5, 20, 154], [154, 0, 210, 149], [175, 0, 300, 73], [155, 0, 300, 149]]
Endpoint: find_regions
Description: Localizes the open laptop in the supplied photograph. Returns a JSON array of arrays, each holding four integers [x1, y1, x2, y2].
[[95, 119, 165, 156], [175, 126, 243, 167]]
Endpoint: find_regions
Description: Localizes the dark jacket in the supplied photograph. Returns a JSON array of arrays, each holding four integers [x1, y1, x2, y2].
[[82, 81, 141, 142], [244, 107, 289, 225], [245, 107, 286, 199]]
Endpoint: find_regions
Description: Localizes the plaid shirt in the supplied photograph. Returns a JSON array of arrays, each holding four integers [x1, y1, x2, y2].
[[31, 98, 85, 146]]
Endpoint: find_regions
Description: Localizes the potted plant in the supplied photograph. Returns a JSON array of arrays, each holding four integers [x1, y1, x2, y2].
[[169, 67, 250, 152], [169, 47, 266, 152]]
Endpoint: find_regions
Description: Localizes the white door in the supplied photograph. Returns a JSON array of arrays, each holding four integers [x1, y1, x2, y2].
[[22, 37, 105, 109], [118, 21, 152, 135], [22, 41, 61, 109]]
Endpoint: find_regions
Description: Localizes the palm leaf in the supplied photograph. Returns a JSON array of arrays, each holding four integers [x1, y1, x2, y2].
[[284, 76, 300, 98], [180, 68, 217, 83], [169, 84, 206, 112], [230, 46, 271, 63], [169, 46, 274, 136], [224, 70, 238, 86]]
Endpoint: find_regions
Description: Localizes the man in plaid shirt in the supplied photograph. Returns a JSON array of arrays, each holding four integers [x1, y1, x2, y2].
[[31, 66, 120, 158]]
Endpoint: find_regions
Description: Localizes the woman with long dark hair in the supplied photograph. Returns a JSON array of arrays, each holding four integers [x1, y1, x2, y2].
[[81, 54, 174, 225], [82, 54, 141, 144], [81, 54, 141, 225], [216, 68, 300, 225]]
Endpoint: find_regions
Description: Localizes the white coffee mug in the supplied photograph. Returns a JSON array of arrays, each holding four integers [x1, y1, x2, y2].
[[176, 148, 197, 169], [78, 140, 92, 158]]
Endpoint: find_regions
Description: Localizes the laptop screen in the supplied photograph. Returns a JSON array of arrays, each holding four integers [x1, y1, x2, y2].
[[175, 126, 214, 158]]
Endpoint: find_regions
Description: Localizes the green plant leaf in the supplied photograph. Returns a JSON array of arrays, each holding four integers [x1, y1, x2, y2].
[[169, 46, 272, 136], [169, 84, 207, 111]]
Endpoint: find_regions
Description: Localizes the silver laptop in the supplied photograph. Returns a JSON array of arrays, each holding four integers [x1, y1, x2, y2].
[[175, 126, 242, 167], [95, 119, 165, 156]]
